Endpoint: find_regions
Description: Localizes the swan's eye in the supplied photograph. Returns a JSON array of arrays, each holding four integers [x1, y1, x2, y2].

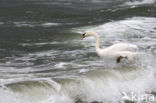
[[81, 33, 86, 39]]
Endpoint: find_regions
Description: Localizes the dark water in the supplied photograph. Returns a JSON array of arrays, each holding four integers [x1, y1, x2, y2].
[[0, 0, 156, 103]]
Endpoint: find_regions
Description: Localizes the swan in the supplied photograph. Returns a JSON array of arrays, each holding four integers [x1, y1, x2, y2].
[[81, 31, 138, 63]]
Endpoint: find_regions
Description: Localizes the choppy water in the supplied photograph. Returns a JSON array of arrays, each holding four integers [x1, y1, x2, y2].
[[0, 0, 156, 103]]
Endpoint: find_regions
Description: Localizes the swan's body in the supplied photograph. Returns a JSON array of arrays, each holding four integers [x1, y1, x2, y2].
[[82, 31, 138, 63]]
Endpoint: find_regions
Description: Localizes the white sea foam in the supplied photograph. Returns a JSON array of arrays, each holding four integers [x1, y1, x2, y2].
[[13, 21, 60, 28], [54, 62, 69, 69], [43, 94, 73, 103], [19, 41, 68, 46], [14, 22, 35, 28], [124, 0, 156, 6], [0, 88, 21, 103], [41, 23, 60, 27]]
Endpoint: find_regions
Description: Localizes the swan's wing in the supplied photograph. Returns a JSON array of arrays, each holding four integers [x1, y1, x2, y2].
[[104, 43, 138, 52]]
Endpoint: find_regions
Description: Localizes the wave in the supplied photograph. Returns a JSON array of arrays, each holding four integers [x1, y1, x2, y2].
[[0, 65, 155, 103]]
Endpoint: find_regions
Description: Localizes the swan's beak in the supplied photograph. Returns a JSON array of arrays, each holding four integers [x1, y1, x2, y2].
[[81, 33, 85, 40]]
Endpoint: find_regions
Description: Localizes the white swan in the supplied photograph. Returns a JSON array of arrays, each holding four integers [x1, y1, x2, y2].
[[81, 31, 138, 63]]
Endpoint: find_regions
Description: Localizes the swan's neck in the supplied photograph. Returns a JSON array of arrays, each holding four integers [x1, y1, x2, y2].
[[89, 32, 102, 55]]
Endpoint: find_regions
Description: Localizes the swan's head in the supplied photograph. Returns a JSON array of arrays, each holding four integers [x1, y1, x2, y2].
[[81, 31, 95, 40]]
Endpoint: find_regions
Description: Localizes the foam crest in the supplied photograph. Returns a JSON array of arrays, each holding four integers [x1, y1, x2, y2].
[[124, 0, 156, 6]]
